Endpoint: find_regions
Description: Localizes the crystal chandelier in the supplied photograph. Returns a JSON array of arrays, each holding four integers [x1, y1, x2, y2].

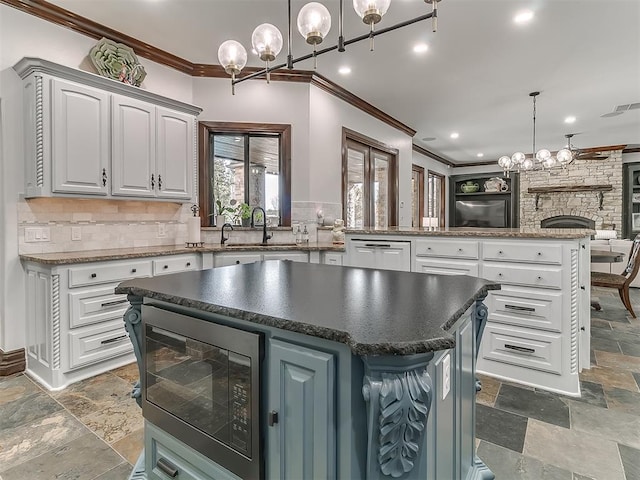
[[217, 0, 441, 94], [498, 91, 575, 176]]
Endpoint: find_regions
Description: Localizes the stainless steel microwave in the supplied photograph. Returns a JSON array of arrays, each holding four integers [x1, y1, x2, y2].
[[142, 305, 264, 479]]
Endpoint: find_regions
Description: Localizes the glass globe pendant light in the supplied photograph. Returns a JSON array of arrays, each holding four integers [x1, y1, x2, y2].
[[297, 2, 331, 69], [251, 23, 284, 83], [217, 40, 248, 95], [353, 0, 391, 51]]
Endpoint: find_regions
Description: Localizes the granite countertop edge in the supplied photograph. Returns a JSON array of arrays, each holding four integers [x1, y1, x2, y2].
[[19, 242, 346, 265], [115, 282, 500, 355], [346, 227, 594, 239]]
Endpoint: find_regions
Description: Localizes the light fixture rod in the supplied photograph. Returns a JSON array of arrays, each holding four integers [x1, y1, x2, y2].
[[287, 0, 294, 69], [233, 11, 435, 86], [338, 0, 345, 52]]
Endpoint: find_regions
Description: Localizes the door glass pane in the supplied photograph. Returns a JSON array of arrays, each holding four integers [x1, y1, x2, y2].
[[346, 147, 365, 228], [427, 172, 443, 226], [213, 135, 245, 223], [249, 136, 279, 225], [372, 152, 389, 228]]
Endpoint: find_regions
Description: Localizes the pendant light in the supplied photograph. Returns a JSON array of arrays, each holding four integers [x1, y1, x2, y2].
[[251, 23, 284, 83], [297, 2, 332, 68], [217, 40, 248, 95], [353, 0, 391, 50]]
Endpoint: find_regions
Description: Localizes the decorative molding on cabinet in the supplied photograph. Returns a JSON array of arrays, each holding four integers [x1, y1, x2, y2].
[[52, 273, 61, 369], [363, 354, 434, 479], [13, 57, 202, 116], [570, 249, 579, 374], [35, 75, 44, 188], [0, 348, 26, 376]]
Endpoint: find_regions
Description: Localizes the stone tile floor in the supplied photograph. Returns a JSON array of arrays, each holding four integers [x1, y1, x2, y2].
[[0, 286, 638, 479]]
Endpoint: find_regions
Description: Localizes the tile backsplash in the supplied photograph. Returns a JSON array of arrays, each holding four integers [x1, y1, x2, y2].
[[18, 198, 192, 254]]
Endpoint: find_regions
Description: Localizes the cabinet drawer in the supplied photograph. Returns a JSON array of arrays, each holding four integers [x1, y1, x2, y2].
[[487, 287, 563, 332], [414, 257, 479, 276], [262, 252, 308, 262], [68, 321, 132, 369], [153, 254, 199, 275], [481, 323, 562, 375], [69, 260, 152, 287], [415, 239, 479, 259], [215, 253, 262, 267], [483, 263, 563, 289], [483, 242, 563, 264], [69, 285, 129, 328]]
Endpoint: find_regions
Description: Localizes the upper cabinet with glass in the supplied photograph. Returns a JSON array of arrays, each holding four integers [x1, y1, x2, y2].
[[13, 58, 202, 202]]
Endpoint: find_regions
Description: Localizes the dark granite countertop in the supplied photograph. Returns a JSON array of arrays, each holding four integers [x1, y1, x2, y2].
[[19, 242, 345, 265], [116, 261, 500, 355]]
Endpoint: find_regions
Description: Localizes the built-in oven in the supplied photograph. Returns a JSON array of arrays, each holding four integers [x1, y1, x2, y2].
[[142, 305, 263, 479]]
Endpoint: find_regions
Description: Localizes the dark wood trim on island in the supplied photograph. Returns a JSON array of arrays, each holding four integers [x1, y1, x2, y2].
[[0, 348, 26, 376]]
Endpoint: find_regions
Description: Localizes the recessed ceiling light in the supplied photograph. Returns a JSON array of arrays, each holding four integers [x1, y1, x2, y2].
[[477, 153, 484, 158], [514, 10, 534, 24], [338, 66, 351, 75], [564, 116, 576, 124], [450, 132, 459, 139], [413, 43, 429, 54]]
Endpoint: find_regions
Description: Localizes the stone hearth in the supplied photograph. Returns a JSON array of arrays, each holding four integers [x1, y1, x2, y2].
[[519, 150, 623, 235]]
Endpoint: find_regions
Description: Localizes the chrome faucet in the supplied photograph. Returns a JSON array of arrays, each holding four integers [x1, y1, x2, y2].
[[251, 206, 272, 245], [221, 223, 233, 245]]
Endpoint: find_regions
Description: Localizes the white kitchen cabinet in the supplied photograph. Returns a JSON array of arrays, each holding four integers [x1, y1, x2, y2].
[[111, 97, 194, 200], [322, 252, 344, 266], [51, 79, 110, 195], [22, 253, 200, 390], [347, 239, 411, 271], [14, 57, 201, 202], [215, 251, 309, 267]]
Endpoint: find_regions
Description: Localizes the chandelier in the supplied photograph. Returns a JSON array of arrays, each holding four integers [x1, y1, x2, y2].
[[217, 0, 441, 94], [498, 91, 575, 176]]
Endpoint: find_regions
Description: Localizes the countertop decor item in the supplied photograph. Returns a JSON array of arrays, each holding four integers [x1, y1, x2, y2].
[[483, 177, 508, 192], [89, 37, 147, 86]]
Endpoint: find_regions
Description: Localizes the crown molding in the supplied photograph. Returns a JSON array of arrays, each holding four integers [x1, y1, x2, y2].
[[412, 144, 456, 167], [623, 147, 640, 154]]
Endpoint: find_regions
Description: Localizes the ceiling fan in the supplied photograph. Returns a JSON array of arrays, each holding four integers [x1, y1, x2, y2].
[[565, 133, 625, 160]]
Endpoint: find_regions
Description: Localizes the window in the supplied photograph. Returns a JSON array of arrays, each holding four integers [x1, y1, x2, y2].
[[198, 122, 291, 226], [427, 170, 445, 227], [342, 128, 398, 228], [411, 165, 425, 227]]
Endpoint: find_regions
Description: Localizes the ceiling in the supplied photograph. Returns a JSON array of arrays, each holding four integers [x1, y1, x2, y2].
[[47, 0, 640, 165]]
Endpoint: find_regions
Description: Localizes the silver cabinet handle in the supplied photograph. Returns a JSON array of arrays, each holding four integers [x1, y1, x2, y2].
[[156, 457, 178, 478], [268, 410, 279, 426], [505, 304, 536, 313], [364, 243, 391, 248], [101, 299, 129, 308], [100, 334, 127, 345], [504, 344, 535, 354], [158, 174, 162, 190]]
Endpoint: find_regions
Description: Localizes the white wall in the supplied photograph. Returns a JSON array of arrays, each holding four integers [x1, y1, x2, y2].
[[412, 149, 452, 224], [192, 77, 312, 201], [0, 4, 193, 353]]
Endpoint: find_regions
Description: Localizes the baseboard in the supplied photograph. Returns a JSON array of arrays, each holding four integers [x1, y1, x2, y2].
[[0, 348, 26, 376]]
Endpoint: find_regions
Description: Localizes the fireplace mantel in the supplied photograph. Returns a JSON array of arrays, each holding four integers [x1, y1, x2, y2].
[[527, 184, 613, 193]]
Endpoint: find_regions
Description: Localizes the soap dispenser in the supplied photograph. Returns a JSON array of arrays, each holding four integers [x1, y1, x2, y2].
[[302, 224, 309, 243]]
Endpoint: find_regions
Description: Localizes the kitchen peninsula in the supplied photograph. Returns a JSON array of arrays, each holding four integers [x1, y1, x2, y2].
[[116, 261, 499, 480]]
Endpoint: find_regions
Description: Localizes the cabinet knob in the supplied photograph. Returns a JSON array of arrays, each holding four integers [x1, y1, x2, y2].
[[90, 273, 97, 278], [498, 250, 504, 255], [151, 173, 155, 189], [186, 262, 191, 267], [131, 268, 137, 273], [497, 273, 503, 277], [458, 248, 463, 252], [537, 252, 543, 256], [158, 174, 162, 190], [537, 276, 542, 281], [102, 168, 107, 187], [235, 260, 240, 264], [163, 265, 168, 269]]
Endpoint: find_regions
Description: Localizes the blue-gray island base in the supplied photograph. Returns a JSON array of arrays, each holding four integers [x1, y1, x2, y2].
[[117, 260, 500, 480]]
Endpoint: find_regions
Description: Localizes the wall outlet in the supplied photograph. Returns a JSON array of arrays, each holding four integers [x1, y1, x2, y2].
[[157, 223, 166, 237], [442, 353, 451, 400], [41, 227, 50, 241], [71, 226, 82, 241]]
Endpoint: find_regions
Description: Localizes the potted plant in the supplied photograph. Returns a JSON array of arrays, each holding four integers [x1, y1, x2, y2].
[[215, 199, 235, 226], [233, 202, 252, 226]]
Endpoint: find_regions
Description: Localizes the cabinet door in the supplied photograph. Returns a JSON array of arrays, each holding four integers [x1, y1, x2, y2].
[[377, 243, 411, 271], [111, 95, 156, 197], [268, 339, 335, 480], [156, 107, 194, 200], [348, 242, 379, 269], [52, 79, 109, 195]]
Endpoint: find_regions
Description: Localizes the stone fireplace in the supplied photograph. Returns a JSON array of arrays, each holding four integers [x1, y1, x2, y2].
[[519, 149, 623, 236]]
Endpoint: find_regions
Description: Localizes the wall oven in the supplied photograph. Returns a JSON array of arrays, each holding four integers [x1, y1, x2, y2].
[[142, 305, 263, 479]]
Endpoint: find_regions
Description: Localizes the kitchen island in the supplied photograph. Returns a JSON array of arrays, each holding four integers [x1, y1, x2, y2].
[[117, 260, 499, 480]]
